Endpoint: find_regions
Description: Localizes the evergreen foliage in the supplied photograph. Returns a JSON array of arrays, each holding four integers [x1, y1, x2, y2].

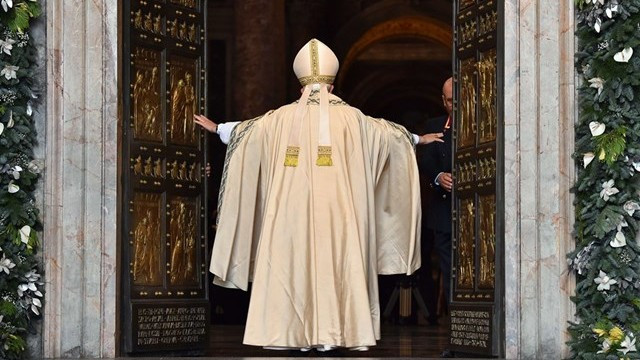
[[0, 1, 43, 359], [570, 0, 640, 357]]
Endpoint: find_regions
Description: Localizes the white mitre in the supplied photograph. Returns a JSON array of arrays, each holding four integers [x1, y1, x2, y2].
[[293, 39, 339, 86]]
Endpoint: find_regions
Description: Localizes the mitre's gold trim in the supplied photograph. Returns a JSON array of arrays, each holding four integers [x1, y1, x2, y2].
[[310, 39, 319, 76], [298, 75, 335, 86]]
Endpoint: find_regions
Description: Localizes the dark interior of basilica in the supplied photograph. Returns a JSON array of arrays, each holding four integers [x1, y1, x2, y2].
[[205, 0, 453, 356]]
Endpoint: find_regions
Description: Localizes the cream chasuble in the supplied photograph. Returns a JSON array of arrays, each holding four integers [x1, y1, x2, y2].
[[211, 92, 421, 348]]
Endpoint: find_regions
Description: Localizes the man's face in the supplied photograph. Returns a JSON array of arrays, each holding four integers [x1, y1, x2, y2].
[[442, 80, 453, 115]]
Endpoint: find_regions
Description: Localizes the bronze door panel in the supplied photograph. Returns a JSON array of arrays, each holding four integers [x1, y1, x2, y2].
[[168, 56, 200, 147], [457, 58, 477, 149], [450, 0, 503, 356], [122, 0, 209, 354], [477, 194, 495, 290], [132, 192, 164, 286], [478, 49, 497, 144], [132, 48, 163, 142], [168, 196, 200, 287]]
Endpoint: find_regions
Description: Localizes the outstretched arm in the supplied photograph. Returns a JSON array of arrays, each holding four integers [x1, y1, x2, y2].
[[194, 114, 218, 133], [194, 114, 239, 144], [415, 132, 444, 145]]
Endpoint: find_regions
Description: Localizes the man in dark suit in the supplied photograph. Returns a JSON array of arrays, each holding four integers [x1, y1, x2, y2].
[[420, 77, 453, 305]]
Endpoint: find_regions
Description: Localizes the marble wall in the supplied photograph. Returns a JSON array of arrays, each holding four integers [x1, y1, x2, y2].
[[503, 0, 576, 358], [42, 0, 119, 357]]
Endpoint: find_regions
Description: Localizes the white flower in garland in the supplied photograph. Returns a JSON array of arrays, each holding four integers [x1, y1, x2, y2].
[[624, 201, 640, 216], [0, 37, 14, 55], [594, 17, 602, 33], [606, 3, 619, 18], [586, 0, 605, 5], [620, 335, 637, 355], [7, 180, 19, 193], [28, 296, 42, 315], [17, 270, 42, 296], [614, 47, 634, 63], [598, 338, 612, 354], [18, 225, 30, 244], [583, 152, 595, 168], [589, 121, 606, 136], [594, 270, 617, 291], [0, 64, 18, 80], [11, 165, 22, 180], [17, 282, 36, 297], [17, 270, 43, 314], [0, 0, 12, 12], [7, 110, 14, 128], [600, 179, 619, 201], [0, 122, 4, 136], [611, 220, 628, 248], [588, 78, 604, 97], [0, 254, 15, 274]]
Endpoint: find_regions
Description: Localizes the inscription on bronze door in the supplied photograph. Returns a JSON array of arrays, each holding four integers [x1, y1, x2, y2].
[[450, 0, 503, 356], [122, 0, 209, 354]]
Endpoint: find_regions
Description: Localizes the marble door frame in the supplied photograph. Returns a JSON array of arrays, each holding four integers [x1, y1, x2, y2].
[[502, 0, 576, 358], [42, 0, 120, 357]]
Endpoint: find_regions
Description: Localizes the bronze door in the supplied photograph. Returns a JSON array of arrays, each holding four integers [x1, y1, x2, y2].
[[450, 0, 503, 356], [122, 0, 209, 354]]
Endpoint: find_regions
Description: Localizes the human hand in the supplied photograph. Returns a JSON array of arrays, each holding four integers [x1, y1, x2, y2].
[[194, 114, 218, 133], [205, 162, 211, 178], [438, 172, 453, 192], [419, 133, 444, 145]]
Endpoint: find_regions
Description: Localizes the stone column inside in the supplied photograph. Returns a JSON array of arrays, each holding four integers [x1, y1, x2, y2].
[[233, 0, 287, 119], [42, 0, 119, 357], [502, 0, 575, 358]]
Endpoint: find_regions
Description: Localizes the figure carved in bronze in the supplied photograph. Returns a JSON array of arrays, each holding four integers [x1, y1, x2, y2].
[[132, 49, 161, 141], [169, 200, 198, 285], [458, 200, 475, 288], [169, 65, 198, 145], [183, 72, 197, 143], [153, 14, 162, 34], [170, 79, 186, 142], [132, 197, 162, 286], [478, 50, 497, 143], [144, 13, 153, 32], [133, 155, 143, 175], [459, 60, 477, 148], [134, 10, 143, 29], [144, 157, 153, 176], [189, 24, 197, 43], [479, 196, 496, 288], [170, 160, 179, 179], [153, 159, 163, 178]]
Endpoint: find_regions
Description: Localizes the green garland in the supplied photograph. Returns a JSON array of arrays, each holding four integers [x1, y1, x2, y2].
[[0, 1, 42, 359], [570, 0, 640, 358]]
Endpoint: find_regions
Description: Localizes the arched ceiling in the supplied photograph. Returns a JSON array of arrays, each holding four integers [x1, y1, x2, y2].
[[337, 15, 452, 87]]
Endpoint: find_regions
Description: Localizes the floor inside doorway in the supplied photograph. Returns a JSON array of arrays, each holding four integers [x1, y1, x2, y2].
[[206, 321, 449, 358]]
